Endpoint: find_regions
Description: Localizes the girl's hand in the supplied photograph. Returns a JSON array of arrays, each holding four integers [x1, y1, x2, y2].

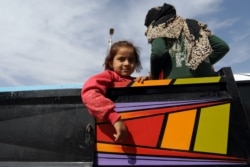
[[134, 76, 149, 83], [113, 119, 127, 142]]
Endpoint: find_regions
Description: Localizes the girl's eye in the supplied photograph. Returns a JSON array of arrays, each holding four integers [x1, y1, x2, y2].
[[118, 57, 125, 61], [116, 55, 135, 63]]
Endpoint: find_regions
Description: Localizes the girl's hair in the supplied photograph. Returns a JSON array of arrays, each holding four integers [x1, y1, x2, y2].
[[103, 40, 142, 73]]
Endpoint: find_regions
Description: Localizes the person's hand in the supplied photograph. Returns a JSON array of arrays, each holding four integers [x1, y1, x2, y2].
[[113, 119, 127, 142], [134, 76, 149, 83]]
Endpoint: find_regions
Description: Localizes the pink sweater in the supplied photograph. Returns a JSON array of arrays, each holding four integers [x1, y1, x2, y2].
[[81, 70, 133, 124]]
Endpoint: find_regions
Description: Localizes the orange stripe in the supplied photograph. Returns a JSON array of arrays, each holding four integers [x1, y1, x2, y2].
[[161, 110, 196, 150], [96, 143, 246, 161], [131, 80, 172, 87]]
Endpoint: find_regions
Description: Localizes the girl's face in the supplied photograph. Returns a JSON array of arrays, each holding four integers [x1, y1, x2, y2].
[[110, 46, 136, 77]]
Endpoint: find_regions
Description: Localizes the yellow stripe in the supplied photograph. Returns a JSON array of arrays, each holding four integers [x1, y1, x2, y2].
[[194, 103, 230, 154], [174, 76, 221, 85]]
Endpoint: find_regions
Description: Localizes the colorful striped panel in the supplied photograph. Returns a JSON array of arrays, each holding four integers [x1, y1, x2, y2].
[[96, 101, 241, 166]]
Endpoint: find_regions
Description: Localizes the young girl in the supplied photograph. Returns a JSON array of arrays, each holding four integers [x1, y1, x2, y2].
[[81, 40, 148, 142]]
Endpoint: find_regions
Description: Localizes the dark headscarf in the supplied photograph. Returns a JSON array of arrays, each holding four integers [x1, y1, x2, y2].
[[145, 3, 202, 41], [144, 3, 176, 27]]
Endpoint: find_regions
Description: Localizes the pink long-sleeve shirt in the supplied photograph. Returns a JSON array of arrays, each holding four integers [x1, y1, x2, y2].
[[81, 70, 133, 124]]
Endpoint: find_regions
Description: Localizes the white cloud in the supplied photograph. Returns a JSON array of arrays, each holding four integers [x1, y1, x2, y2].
[[0, 0, 249, 87]]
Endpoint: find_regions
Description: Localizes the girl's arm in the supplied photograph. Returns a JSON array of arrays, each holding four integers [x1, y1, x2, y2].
[[81, 71, 121, 124]]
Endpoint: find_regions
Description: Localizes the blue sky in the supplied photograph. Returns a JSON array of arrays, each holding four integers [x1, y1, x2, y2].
[[0, 0, 249, 87]]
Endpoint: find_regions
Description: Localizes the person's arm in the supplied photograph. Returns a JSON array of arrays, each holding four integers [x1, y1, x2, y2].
[[81, 71, 120, 124], [81, 71, 127, 142], [209, 35, 230, 65], [150, 38, 169, 79]]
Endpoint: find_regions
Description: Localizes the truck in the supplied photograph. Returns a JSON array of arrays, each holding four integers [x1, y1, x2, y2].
[[0, 67, 249, 167]]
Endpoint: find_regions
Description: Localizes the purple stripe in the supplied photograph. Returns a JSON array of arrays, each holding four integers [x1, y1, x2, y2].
[[115, 98, 224, 112], [96, 153, 247, 166]]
